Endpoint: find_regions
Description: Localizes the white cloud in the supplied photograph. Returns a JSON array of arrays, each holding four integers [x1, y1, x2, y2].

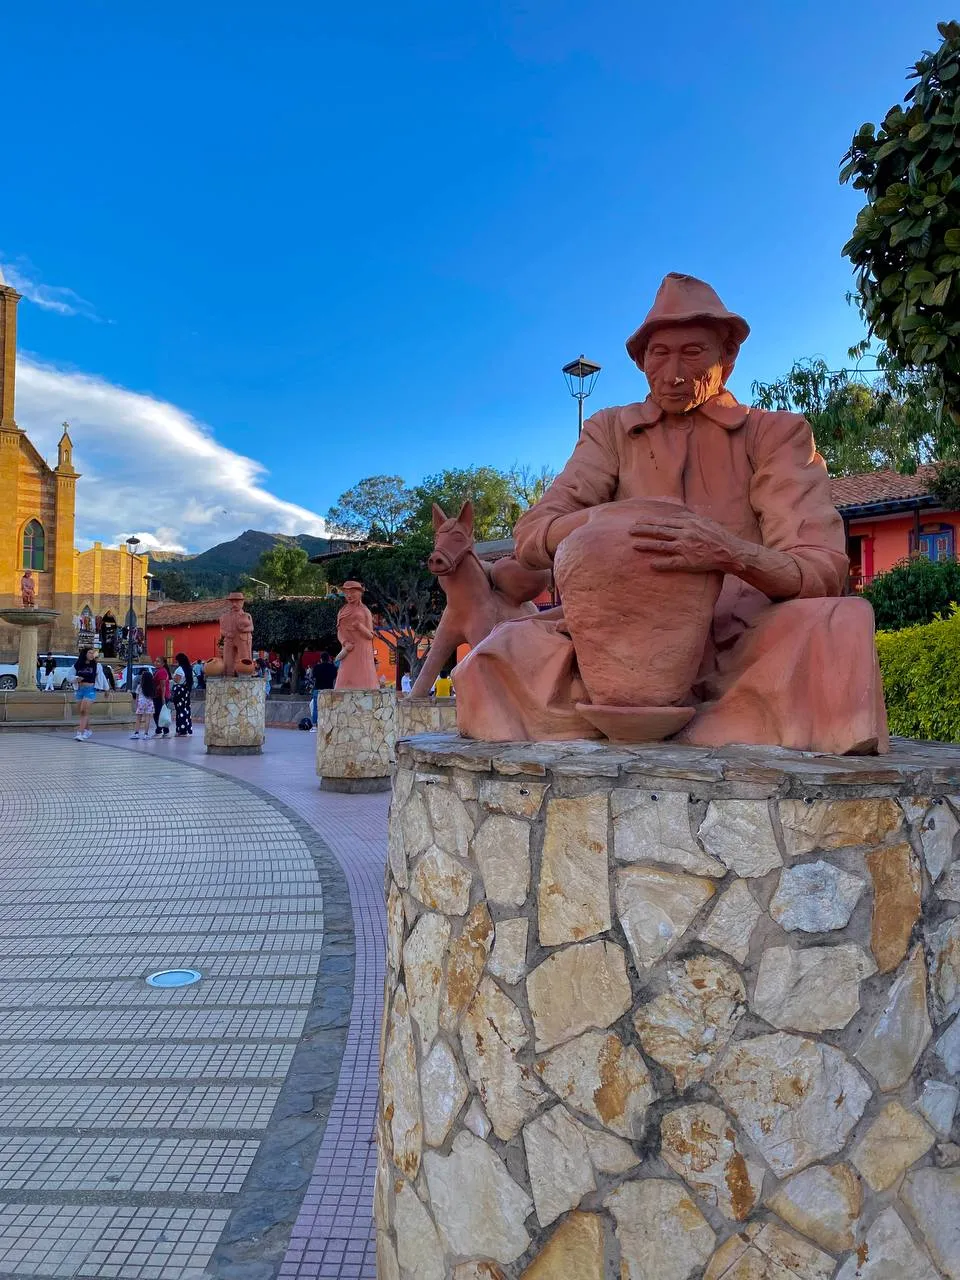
[[0, 259, 99, 320], [115, 531, 189, 554], [14, 355, 329, 553]]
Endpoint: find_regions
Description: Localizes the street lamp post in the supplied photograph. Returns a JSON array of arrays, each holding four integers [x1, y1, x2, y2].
[[562, 354, 602, 436], [143, 573, 154, 663], [124, 536, 141, 693]]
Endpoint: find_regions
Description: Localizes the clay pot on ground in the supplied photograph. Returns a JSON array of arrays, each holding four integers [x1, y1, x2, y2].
[[554, 497, 722, 711]]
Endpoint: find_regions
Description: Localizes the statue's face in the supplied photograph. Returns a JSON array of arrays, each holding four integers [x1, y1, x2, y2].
[[643, 323, 730, 414], [344, 588, 362, 604], [230, 599, 242, 612]]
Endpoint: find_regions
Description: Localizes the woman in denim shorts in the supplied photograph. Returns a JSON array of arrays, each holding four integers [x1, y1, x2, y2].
[[73, 646, 98, 740]]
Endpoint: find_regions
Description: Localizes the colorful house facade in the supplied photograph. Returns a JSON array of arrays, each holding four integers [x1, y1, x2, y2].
[[831, 466, 957, 588]]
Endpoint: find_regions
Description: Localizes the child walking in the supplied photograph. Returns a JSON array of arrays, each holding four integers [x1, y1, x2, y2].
[[132, 668, 156, 740]]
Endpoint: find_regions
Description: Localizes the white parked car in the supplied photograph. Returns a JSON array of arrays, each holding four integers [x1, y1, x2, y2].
[[0, 654, 129, 691]]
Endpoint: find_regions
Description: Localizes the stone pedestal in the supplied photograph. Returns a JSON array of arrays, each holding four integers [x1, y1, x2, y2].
[[377, 734, 960, 1280], [203, 676, 266, 755], [316, 688, 396, 792], [396, 696, 457, 740]]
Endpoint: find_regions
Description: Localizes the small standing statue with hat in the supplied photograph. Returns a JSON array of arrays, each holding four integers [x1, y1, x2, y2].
[[219, 592, 255, 677], [455, 272, 888, 754], [334, 581, 379, 690]]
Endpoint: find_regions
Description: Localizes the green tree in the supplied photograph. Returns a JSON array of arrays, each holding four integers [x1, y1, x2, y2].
[[247, 597, 340, 659], [863, 555, 960, 630], [252, 543, 327, 597], [326, 475, 415, 543], [508, 464, 557, 507], [324, 536, 444, 678], [410, 466, 525, 541], [154, 569, 195, 601], [840, 19, 960, 446], [752, 346, 944, 474]]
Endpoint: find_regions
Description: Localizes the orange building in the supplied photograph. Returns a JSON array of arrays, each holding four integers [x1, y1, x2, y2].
[[831, 466, 957, 588]]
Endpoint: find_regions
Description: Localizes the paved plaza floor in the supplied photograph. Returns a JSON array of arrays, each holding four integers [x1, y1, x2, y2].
[[0, 727, 388, 1279]]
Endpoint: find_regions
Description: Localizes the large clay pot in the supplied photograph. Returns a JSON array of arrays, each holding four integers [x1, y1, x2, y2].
[[554, 497, 722, 709]]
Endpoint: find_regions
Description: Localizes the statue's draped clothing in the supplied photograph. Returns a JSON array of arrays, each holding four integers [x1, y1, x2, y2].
[[454, 392, 889, 753], [335, 602, 379, 690]]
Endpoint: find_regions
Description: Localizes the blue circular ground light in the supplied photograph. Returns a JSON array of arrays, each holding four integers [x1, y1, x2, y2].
[[146, 969, 202, 988]]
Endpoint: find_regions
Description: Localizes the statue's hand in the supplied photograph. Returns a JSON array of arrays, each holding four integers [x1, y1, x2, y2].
[[630, 510, 739, 574]]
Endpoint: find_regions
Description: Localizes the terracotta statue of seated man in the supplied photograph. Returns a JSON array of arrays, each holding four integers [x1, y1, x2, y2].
[[455, 273, 889, 755]]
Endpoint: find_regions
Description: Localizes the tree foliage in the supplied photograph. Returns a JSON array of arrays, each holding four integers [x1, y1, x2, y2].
[[862, 555, 960, 630], [247, 597, 340, 657], [154, 568, 196, 601], [840, 19, 960, 441], [252, 543, 327, 596], [410, 467, 528, 541], [752, 346, 945, 474], [326, 475, 414, 543], [324, 536, 445, 677]]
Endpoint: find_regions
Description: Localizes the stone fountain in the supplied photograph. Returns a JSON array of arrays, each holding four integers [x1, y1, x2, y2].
[[0, 606, 59, 690]]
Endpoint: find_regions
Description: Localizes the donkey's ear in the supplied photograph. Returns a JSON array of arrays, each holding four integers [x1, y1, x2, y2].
[[432, 503, 447, 531], [457, 500, 474, 532]]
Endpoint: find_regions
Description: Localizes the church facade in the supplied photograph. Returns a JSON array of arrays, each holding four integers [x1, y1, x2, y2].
[[0, 282, 148, 661]]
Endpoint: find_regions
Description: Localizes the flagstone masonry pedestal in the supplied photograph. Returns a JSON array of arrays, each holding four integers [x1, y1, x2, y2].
[[316, 688, 396, 793], [397, 696, 458, 740], [203, 676, 266, 755], [377, 733, 960, 1280]]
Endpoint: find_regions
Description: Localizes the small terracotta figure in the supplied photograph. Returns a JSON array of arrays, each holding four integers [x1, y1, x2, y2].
[[455, 273, 889, 754], [409, 501, 553, 698], [334, 581, 379, 690], [219, 592, 255, 677], [20, 570, 36, 608]]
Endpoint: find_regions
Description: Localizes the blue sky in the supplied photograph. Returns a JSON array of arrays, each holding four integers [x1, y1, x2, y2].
[[2, 1, 948, 550]]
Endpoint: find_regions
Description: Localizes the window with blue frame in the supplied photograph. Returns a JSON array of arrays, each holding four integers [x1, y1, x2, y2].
[[21, 520, 45, 571], [914, 523, 956, 562]]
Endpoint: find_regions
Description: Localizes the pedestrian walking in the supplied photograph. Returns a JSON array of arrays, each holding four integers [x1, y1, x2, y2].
[[310, 651, 338, 726], [192, 659, 205, 691], [131, 668, 156, 739], [42, 656, 56, 692], [73, 647, 98, 740], [172, 652, 193, 736], [153, 659, 171, 737]]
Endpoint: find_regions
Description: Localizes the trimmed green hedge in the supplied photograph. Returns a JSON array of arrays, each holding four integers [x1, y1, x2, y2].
[[876, 606, 960, 742]]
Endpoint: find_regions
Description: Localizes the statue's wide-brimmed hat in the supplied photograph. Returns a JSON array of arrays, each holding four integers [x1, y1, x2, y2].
[[625, 273, 750, 368], [341, 580, 364, 591], [227, 591, 245, 602]]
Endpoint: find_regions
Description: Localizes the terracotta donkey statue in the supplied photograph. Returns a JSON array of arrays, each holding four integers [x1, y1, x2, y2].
[[409, 501, 553, 698]]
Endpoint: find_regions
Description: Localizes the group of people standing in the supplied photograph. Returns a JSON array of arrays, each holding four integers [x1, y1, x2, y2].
[[70, 647, 195, 742], [132, 653, 194, 740]]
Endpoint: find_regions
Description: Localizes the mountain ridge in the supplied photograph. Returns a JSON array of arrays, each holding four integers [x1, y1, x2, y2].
[[147, 529, 340, 597]]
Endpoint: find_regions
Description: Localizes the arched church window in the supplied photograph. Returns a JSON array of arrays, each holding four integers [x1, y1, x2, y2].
[[22, 520, 45, 571]]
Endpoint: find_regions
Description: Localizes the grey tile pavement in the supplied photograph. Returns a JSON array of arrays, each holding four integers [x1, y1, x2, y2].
[[0, 733, 351, 1279], [93, 726, 388, 1280]]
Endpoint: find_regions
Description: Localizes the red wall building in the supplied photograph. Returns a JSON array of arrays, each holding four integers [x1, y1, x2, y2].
[[146, 598, 225, 663], [831, 466, 957, 588]]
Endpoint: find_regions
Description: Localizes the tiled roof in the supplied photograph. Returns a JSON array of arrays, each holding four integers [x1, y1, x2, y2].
[[147, 598, 229, 627], [830, 464, 941, 509]]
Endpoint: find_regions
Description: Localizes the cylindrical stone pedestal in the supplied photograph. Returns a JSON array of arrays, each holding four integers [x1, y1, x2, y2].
[[396, 696, 457, 740], [316, 688, 396, 793], [377, 735, 960, 1279], [203, 676, 266, 754]]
